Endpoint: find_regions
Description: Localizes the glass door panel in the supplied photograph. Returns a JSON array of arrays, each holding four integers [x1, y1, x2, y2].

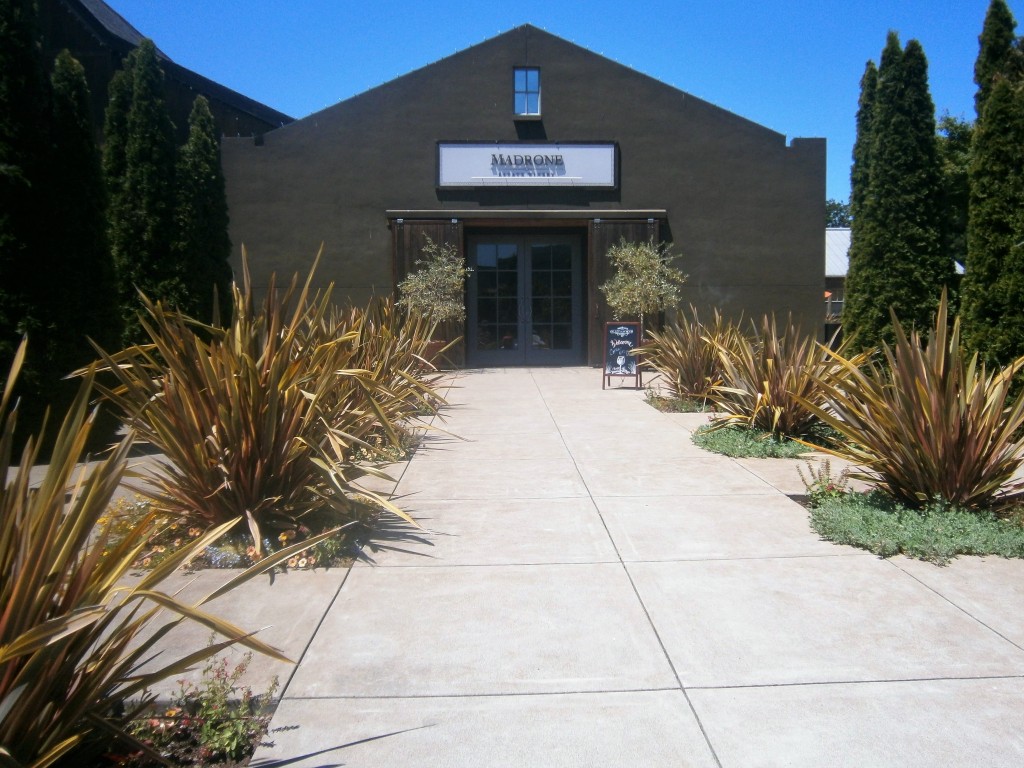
[[528, 242, 576, 358], [471, 241, 521, 360], [467, 234, 583, 366]]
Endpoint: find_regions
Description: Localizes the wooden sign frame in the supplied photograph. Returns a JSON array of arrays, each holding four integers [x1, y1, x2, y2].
[[602, 321, 643, 389]]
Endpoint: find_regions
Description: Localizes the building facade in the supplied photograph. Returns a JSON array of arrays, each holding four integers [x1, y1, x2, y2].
[[222, 25, 825, 366]]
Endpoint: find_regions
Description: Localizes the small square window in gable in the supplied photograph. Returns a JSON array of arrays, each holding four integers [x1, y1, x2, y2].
[[514, 67, 541, 116]]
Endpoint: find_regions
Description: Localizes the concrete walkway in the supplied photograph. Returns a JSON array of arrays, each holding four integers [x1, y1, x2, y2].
[[245, 367, 1024, 767]]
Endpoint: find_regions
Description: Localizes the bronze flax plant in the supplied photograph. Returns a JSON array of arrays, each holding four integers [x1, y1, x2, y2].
[[89, 253, 427, 554], [709, 314, 870, 440], [0, 340, 337, 767], [799, 292, 1024, 511], [640, 305, 744, 401], [306, 297, 446, 452]]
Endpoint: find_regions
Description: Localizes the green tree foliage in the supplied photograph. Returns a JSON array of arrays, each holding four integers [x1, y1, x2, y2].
[[104, 38, 182, 344], [936, 113, 973, 274], [0, 0, 125, 448], [599, 238, 686, 331], [46, 50, 120, 379], [963, 1, 1024, 368], [826, 199, 851, 227], [102, 64, 130, 191], [843, 32, 954, 348], [397, 237, 468, 324], [975, 0, 1020, 116], [0, 0, 49, 384], [174, 96, 232, 323], [962, 76, 1024, 365], [0, 11, 121, 447], [844, 61, 876, 343], [848, 61, 877, 227]]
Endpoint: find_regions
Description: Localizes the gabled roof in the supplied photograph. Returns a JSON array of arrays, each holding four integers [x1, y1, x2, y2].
[[286, 23, 788, 147]]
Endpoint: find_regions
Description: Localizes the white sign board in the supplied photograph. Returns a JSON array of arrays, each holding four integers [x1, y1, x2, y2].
[[438, 143, 617, 188]]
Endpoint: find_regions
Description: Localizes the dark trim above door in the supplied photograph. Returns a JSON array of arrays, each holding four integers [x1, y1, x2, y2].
[[387, 209, 667, 220]]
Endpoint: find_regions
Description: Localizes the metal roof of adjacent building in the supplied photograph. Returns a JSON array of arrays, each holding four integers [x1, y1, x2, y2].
[[826, 227, 851, 278], [62, 0, 293, 129], [826, 227, 964, 278], [77, 0, 152, 51]]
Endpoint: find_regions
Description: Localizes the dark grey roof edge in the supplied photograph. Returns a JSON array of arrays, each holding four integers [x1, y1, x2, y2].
[[75, 0, 156, 53], [294, 23, 787, 144], [67, 0, 293, 127], [161, 59, 293, 128]]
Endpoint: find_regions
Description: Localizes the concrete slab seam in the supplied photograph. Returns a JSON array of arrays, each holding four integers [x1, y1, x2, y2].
[[617, 551, 872, 565], [278, 686, 683, 701], [349, 559, 623, 569], [683, 672, 1024, 692], [885, 558, 1024, 654], [276, 557, 355, 700], [534, 372, 725, 768]]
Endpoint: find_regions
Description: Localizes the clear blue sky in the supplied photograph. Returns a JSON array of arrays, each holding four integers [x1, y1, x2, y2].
[[104, 0, 1013, 203]]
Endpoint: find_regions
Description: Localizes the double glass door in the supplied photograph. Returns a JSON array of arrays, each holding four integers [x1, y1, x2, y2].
[[467, 234, 584, 365]]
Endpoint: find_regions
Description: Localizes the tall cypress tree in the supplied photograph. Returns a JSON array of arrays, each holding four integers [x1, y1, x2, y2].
[[104, 38, 181, 344], [842, 32, 952, 348], [936, 113, 973, 276], [963, 0, 1024, 365], [848, 60, 878, 226], [975, 0, 1019, 116], [0, 0, 49, 380], [47, 50, 120, 371], [997, 90, 1024, 366], [174, 96, 232, 323], [102, 65, 130, 233], [899, 39, 955, 313], [843, 61, 878, 343]]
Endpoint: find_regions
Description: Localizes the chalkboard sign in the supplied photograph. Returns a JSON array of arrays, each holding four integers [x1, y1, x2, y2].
[[603, 322, 643, 389]]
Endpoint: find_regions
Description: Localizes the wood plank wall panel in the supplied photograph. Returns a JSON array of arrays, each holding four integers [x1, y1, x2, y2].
[[391, 219, 464, 286]]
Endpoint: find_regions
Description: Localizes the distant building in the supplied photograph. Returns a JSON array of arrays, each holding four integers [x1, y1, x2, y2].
[[825, 227, 850, 338], [38, 0, 292, 140], [222, 25, 826, 366], [825, 227, 964, 343]]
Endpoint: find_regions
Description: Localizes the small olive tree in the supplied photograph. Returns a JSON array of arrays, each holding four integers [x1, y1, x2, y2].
[[397, 237, 468, 324], [599, 238, 686, 331]]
